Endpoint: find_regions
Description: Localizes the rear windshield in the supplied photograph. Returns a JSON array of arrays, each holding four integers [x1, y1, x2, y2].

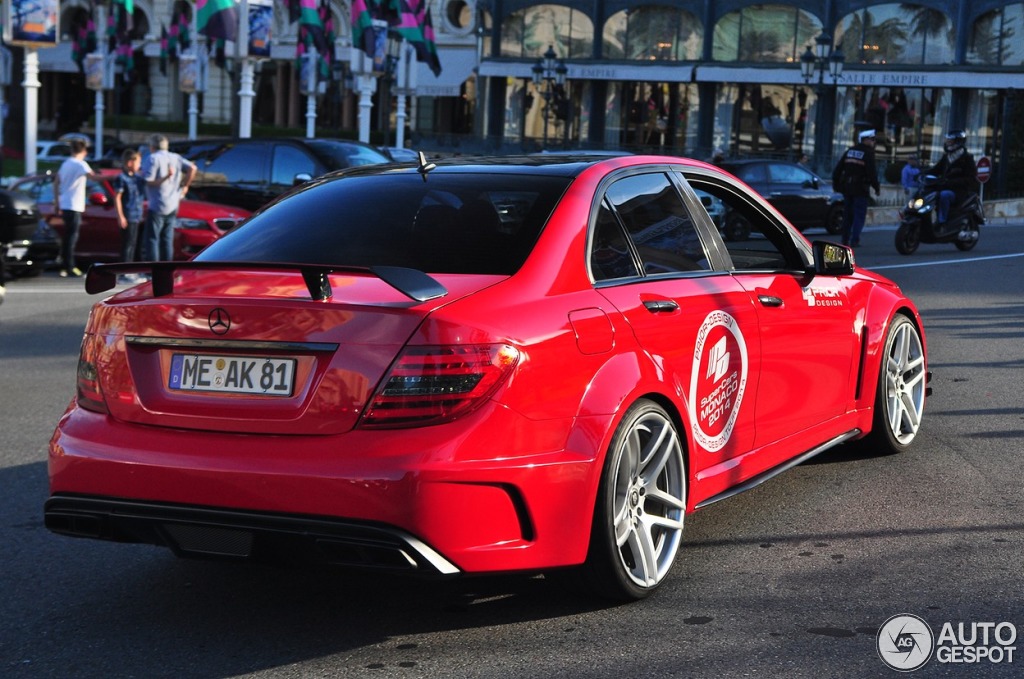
[[197, 172, 572, 275]]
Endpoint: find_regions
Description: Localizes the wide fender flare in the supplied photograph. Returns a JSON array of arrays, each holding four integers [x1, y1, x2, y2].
[[565, 349, 693, 509], [855, 286, 927, 409]]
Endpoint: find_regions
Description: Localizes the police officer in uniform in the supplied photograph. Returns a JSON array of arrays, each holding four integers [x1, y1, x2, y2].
[[832, 129, 881, 247]]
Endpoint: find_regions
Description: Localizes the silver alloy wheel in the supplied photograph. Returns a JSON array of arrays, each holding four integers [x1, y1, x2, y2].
[[883, 319, 926, 445], [610, 409, 686, 589]]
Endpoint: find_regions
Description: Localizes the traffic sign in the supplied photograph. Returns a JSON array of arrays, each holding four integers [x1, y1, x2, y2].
[[977, 156, 992, 184]]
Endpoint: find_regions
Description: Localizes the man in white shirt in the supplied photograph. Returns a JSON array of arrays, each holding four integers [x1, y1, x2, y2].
[[53, 139, 102, 277]]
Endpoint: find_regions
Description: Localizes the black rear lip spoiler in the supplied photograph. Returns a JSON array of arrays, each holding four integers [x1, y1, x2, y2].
[[85, 261, 448, 303]]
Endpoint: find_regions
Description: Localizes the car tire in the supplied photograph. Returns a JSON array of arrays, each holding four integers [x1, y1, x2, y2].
[[582, 399, 686, 601], [723, 214, 751, 241], [864, 314, 926, 453], [825, 206, 844, 235]]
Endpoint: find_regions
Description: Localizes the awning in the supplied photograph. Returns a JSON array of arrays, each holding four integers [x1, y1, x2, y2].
[[414, 47, 478, 97], [479, 60, 693, 83]]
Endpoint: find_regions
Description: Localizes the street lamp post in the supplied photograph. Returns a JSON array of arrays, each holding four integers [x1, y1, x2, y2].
[[381, 32, 402, 150], [800, 33, 844, 172], [531, 45, 567, 149]]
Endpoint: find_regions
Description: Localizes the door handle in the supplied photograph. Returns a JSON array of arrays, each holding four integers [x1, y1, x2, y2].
[[758, 295, 784, 307], [643, 299, 679, 313]]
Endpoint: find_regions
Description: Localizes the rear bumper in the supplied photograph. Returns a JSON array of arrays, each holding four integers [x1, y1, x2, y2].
[[48, 403, 610, 574], [45, 495, 460, 575]]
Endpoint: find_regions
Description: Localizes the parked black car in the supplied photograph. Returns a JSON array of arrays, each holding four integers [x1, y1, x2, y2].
[[719, 159, 844, 235], [171, 138, 391, 212], [0, 188, 59, 278]]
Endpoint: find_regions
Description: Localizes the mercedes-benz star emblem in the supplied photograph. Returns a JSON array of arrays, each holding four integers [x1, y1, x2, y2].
[[208, 308, 231, 335]]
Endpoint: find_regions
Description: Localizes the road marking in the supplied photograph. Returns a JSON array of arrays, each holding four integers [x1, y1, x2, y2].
[[871, 252, 1024, 270]]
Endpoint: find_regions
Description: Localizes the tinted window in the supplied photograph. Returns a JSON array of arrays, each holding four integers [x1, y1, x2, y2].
[[15, 179, 45, 202], [195, 144, 267, 184], [605, 173, 709, 274], [687, 176, 804, 271], [271, 145, 316, 186], [768, 163, 813, 185], [591, 200, 640, 281], [198, 173, 571, 275], [306, 140, 389, 170], [726, 163, 767, 184]]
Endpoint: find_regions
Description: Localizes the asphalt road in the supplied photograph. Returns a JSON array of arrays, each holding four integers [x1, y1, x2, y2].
[[2, 223, 1022, 678]]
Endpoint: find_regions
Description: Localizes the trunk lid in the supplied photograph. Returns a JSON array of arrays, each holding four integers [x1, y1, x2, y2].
[[86, 268, 500, 435]]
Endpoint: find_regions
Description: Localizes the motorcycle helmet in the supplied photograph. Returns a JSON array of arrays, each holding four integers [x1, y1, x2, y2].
[[944, 129, 967, 154]]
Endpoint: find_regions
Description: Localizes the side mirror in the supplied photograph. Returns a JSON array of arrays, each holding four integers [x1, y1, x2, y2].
[[804, 178, 820, 189], [810, 240, 855, 276], [293, 173, 313, 186], [88, 192, 109, 207]]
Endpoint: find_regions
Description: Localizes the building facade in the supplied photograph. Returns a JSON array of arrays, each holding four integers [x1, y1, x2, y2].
[[11, 1, 1023, 194]]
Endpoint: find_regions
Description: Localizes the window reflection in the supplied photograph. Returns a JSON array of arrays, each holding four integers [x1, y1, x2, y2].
[[713, 5, 821, 63], [603, 6, 702, 61], [969, 4, 1024, 66], [834, 4, 955, 65], [500, 4, 593, 59]]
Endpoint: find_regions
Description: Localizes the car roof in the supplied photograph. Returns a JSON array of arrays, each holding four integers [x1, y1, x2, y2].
[[332, 153, 709, 179]]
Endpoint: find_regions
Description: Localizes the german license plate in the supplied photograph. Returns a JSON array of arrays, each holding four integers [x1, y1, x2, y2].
[[7, 246, 27, 259], [169, 354, 296, 396]]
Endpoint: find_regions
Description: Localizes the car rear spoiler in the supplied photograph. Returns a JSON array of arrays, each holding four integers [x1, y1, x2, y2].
[[85, 261, 448, 303]]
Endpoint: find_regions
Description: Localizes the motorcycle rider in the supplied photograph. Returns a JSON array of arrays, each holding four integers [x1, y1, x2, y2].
[[832, 128, 880, 247], [924, 130, 979, 224]]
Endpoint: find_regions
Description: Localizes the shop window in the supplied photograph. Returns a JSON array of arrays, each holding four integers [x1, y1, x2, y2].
[[500, 4, 592, 59], [834, 4, 955, 65], [602, 6, 702, 61], [968, 4, 1024, 66], [713, 5, 821, 63]]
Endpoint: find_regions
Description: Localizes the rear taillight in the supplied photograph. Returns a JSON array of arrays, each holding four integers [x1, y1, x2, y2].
[[360, 344, 520, 428], [76, 337, 108, 414]]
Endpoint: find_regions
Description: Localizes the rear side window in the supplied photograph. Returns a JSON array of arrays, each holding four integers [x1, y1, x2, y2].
[[198, 173, 571, 275], [270, 145, 316, 186], [195, 144, 267, 184], [603, 172, 710, 274], [769, 163, 813, 185]]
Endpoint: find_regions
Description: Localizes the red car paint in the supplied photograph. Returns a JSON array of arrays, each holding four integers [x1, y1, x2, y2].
[[45, 155, 928, 599]]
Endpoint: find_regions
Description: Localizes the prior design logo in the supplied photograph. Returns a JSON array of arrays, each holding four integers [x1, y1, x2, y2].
[[878, 614, 934, 672], [689, 310, 748, 452]]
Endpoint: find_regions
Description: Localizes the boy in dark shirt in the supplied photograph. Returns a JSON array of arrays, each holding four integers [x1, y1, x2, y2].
[[113, 149, 147, 264]]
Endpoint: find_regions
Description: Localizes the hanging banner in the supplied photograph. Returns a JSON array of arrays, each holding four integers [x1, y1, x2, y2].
[[84, 53, 106, 91], [179, 54, 199, 93], [4, 0, 60, 47], [248, 0, 273, 59]]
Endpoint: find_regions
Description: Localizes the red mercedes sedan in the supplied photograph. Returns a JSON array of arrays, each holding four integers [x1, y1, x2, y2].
[[11, 170, 251, 262], [45, 154, 929, 601]]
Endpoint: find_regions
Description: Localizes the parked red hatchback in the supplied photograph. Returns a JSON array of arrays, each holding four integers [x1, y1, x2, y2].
[[11, 170, 251, 262], [46, 155, 929, 600]]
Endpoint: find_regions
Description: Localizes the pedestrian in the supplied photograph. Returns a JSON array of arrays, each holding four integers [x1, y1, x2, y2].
[[140, 134, 196, 261], [831, 128, 880, 247], [113, 148, 147, 264], [901, 153, 921, 199], [53, 138, 103, 277]]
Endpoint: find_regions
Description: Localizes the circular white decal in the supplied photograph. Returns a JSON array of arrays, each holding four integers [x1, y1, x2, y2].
[[877, 614, 934, 672], [689, 310, 748, 453]]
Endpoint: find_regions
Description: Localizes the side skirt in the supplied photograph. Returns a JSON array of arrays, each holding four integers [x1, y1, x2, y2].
[[694, 429, 861, 509]]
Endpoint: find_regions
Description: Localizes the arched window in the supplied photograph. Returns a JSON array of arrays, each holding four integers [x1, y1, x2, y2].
[[500, 4, 593, 59], [834, 4, 955, 65], [602, 6, 702, 61], [969, 4, 1024, 65], [713, 5, 821, 63]]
